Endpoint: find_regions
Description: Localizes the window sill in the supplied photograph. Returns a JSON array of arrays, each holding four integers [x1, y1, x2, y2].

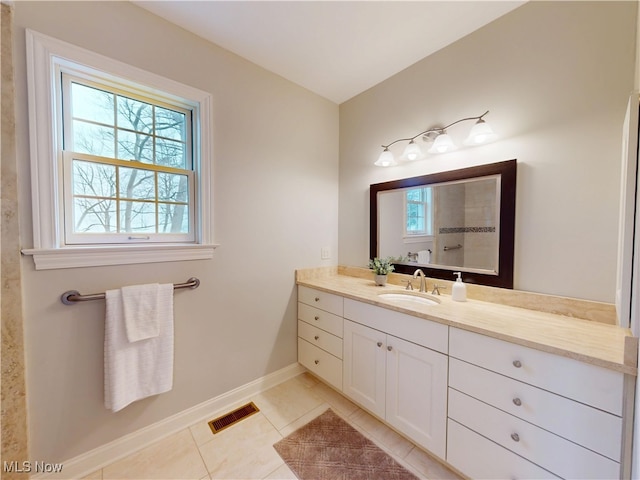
[[403, 235, 434, 244], [21, 244, 219, 270]]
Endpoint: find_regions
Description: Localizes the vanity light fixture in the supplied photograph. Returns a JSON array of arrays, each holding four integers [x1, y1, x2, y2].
[[402, 140, 423, 161], [428, 132, 456, 154], [376, 147, 397, 167], [375, 110, 497, 167], [464, 117, 499, 145]]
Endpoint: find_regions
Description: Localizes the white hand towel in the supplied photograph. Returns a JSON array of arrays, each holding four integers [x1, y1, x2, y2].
[[417, 250, 431, 264], [122, 283, 161, 342], [104, 283, 174, 412]]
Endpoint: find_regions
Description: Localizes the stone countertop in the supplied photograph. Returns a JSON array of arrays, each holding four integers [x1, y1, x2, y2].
[[296, 272, 637, 376]]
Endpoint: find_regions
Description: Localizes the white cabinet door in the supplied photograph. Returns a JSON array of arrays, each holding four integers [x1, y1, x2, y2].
[[343, 319, 386, 418], [386, 335, 448, 458], [344, 319, 448, 459]]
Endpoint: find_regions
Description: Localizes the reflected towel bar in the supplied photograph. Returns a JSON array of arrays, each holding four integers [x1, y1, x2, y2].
[[443, 244, 463, 251], [60, 277, 201, 305]]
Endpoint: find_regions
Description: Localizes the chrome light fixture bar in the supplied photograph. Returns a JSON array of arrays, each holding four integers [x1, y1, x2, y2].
[[375, 110, 497, 167]]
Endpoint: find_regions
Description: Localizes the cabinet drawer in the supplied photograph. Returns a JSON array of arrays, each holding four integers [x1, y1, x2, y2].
[[449, 358, 622, 460], [298, 338, 342, 391], [298, 286, 343, 316], [343, 299, 448, 354], [449, 327, 624, 415], [448, 388, 620, 479], [447, 419, 558, 480], [298, 303, 343, 338], [298, 320, 343, 359]]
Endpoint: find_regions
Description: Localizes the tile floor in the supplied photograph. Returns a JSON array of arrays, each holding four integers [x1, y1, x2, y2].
[[83, 373, 462, 480]]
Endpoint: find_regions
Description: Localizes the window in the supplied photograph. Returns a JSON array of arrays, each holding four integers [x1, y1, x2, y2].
[[62, 76, 194, 244], [405, 187, 433, 237], [23, 30, 215, 269]]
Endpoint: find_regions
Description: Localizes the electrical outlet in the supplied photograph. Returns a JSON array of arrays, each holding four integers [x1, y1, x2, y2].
[[321, 247, 331, 259]]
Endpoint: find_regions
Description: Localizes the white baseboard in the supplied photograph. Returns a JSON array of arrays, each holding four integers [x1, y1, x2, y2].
[[33, 363, 306, 480]]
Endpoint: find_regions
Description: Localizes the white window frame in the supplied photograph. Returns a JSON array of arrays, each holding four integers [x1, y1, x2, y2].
[[61, 71, 196, 245], [403, 186, 434, 241], [22, 29, 217, 270]]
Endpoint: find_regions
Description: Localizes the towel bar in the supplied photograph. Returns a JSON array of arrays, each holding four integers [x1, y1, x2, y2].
[[60, 277, 200, 305]]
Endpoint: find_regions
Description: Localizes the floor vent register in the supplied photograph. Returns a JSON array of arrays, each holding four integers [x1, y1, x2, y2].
[[208, 402, 260, 434]]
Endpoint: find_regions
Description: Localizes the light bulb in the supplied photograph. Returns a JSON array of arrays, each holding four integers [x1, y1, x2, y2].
[[464, 119, 498, 145], [375, 148, 397, 167], [428, 133, 457, 154], [402, 141, 422, 161]]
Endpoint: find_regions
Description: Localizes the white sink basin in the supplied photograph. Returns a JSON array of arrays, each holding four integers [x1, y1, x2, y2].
[[378, 292, 440, 306]]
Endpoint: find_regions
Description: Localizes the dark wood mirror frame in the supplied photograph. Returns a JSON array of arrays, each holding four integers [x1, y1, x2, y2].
[[370, 159, 517, 289]]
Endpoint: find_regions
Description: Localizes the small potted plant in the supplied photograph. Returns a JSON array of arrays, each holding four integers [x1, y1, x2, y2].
[[369, 257, 395, 286]]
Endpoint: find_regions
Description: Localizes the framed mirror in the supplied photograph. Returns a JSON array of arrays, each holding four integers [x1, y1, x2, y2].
[[370, 159, 516, 288]]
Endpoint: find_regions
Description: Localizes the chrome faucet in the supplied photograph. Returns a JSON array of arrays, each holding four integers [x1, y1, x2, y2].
[[413, 269, 427, 293]]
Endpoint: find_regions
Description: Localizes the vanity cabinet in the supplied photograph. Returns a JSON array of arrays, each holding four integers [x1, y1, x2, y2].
[[447, 327, 624, 480], [297, 286, 344, 390], [342, 320, 386, 417], [342, 299, 448, 459], [297, 278, 632, 479]]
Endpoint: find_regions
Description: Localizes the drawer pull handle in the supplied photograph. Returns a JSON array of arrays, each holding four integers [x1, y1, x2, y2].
[[314, 316, 320, 321], [387, 346, 393, 351], [511, 433, 520, 442], [314, 360, 320, 365], [512, 360, 522, 368], [315, 297, 320, 302], [314, 335, 320, 340], [513, 398, 522, 406], [377, 342, 383, 347]]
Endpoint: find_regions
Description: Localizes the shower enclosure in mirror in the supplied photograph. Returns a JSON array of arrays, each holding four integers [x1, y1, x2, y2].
[[370, 159, 516, 288]]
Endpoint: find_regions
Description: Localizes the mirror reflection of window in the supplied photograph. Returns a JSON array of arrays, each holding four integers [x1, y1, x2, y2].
[[378, 174, 502, 274], [405, 187, 433, 237]]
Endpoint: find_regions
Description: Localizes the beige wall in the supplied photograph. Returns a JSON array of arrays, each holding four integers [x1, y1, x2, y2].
[[339, 1, 637, 302], [12, 1, 338, 462]]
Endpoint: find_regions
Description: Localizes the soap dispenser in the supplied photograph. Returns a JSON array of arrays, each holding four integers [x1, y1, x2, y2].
[[452, 272, 467, 302]]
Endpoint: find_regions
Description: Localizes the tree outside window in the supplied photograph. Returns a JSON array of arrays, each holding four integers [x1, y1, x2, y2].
[[405, 187, 433, 236], [63, 77, 194, 243]]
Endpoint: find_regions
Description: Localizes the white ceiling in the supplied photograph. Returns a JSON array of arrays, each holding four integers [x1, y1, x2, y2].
[[134, 1, 526, 104]]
